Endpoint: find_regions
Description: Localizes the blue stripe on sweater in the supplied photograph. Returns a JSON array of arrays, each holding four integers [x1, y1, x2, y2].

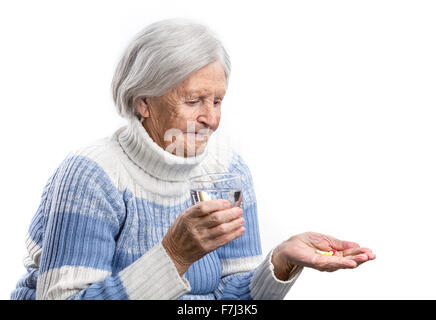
[[39, 155, 124, 274], [215, 271, 255, 300], [40, 213, 118, 272]]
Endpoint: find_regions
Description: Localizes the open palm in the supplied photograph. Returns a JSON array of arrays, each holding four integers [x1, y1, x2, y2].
[[274, 232, 376, 273]]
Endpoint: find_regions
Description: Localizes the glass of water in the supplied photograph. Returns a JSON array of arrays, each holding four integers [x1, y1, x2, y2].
[[189, 173, 242, 208]]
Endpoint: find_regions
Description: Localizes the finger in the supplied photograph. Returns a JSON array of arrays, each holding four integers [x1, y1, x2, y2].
[[329, 251, 376, 270], [313, 254, 358, 272], [343, 253, 368, 264], [325, 234, 360, 251], [207, 216, 245, 238], [213, 225, 246, 248], [360, 247, 376, 260], [368, 252, 376, 260], [341, 247, 376, 264], [188, 200, 230, 217], [341, 247, 371, 257], [201, 207, 243, 228], [346, 251, 377, 266]]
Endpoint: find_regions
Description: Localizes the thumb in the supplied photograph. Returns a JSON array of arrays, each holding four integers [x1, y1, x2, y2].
[[326, 235, 360, 251]]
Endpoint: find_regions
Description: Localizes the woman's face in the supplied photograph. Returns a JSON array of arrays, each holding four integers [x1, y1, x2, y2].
[[135, 61, 227, 157]]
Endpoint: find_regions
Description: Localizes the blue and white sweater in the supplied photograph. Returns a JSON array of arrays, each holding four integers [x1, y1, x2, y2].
[[11, 117, 301, 300]]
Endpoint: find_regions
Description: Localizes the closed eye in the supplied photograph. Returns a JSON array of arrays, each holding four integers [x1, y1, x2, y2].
[[187, 100, 200, 106], [214, 97, 223, 105]]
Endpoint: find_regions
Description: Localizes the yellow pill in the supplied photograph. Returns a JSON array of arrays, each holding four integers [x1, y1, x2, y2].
[[316, 249, 334, 256]]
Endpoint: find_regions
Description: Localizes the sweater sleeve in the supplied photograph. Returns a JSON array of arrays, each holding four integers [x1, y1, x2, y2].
[[213, 153, 302, 300], [36, 154, 190, 300]]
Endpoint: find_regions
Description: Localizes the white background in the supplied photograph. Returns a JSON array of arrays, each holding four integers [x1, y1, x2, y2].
[[1, 0, 435, 299]]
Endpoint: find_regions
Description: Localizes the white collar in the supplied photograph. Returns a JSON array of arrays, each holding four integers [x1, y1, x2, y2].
[[117, 116, 209, 182]]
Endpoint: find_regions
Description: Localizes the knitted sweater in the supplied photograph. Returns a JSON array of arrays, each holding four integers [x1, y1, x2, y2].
[[11, 117, 302, 300]]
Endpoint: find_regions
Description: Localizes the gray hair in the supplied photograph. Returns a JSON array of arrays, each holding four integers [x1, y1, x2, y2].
[[111, 18, 231, 119]]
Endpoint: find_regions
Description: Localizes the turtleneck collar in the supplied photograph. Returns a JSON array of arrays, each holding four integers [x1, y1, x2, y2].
[[117, 116, 209, 182]]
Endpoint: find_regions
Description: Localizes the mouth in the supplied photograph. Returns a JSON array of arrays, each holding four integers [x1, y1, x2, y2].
[[185, 130, 212, 136], [186, 132, 208, 138]]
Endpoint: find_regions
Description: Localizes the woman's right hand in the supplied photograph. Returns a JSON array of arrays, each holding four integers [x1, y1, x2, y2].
[[162, 199, 245, 276]]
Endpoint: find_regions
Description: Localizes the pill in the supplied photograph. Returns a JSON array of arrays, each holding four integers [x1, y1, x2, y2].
[[316, 249, 336, 256]]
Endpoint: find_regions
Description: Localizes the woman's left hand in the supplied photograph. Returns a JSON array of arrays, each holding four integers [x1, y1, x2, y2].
[[271, 232, 376, 280]]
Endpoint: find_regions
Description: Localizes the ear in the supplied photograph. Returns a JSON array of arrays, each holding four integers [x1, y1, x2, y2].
[[134, 97, 150, 118]]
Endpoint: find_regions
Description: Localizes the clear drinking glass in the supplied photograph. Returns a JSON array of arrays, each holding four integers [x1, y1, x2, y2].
[[189, 173, 242, 208]]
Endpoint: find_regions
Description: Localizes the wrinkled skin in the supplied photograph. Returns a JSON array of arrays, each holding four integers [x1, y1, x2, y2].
[[271, 232, 376, 280]]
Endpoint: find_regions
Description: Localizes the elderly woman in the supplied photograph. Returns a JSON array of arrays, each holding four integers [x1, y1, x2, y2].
[[11, 18, 375, 300]]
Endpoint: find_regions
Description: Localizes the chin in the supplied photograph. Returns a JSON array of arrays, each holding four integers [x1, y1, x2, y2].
[[184, 142, 208, 157]]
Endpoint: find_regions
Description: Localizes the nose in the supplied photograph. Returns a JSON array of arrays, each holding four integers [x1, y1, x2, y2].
[[197, 102, 220, 130]]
